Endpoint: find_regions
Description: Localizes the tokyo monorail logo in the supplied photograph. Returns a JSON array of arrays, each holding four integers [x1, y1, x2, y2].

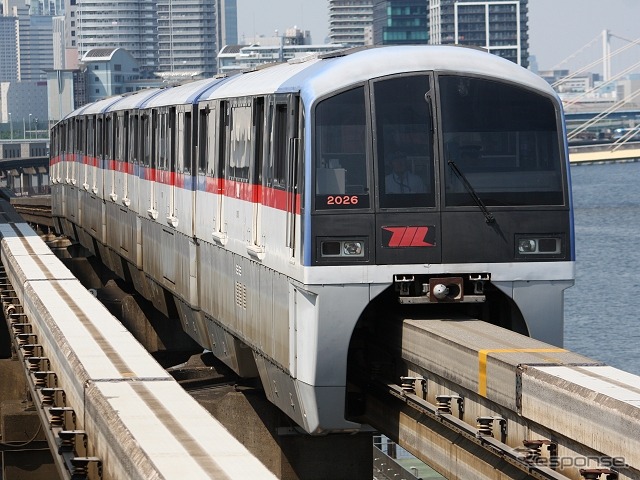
[[382, 226, 436, 248]]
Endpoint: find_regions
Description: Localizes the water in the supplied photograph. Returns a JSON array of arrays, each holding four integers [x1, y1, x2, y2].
[[564, 160, 640, 375]]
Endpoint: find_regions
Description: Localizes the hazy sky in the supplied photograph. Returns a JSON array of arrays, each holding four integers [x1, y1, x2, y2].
[[236, 0, 640, 71]]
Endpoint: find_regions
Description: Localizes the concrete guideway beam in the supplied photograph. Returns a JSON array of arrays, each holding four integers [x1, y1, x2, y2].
[[365, 318, 638, 480], [0, 218, 277, 479]]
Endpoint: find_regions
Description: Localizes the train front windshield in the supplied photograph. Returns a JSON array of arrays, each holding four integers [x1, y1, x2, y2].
[[440, 76, 564, 207], [314, 74, 565, 212]]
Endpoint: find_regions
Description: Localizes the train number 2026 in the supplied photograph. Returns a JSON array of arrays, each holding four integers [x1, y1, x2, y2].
[[327, 195, 359, 206]]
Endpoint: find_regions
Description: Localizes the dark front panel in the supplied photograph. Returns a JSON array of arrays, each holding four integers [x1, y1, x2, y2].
[[312, 213, 376, 265], [441, 210, 571, 264], [375, 212, 441, 265]]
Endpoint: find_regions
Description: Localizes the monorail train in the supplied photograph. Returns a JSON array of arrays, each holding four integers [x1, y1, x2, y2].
[[50, 45, 575, 434]]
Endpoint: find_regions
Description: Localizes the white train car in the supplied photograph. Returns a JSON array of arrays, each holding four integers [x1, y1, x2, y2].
[[51, 46, 575, 434]]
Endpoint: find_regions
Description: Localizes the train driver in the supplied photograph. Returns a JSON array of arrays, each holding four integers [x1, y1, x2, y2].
[[385, 153, 426, 194]]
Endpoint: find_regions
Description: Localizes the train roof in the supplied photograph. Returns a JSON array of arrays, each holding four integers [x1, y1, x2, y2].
[[142, 76, 230, 108], [110, 87, 164, 110], [62, 46, 557, 120], [63, 94, 124, 120], [200, 45, 556, 105]]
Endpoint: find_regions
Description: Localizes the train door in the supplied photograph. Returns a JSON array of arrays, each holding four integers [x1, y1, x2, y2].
[[112, 112, 127, 202], [94, 115, 103, 195], [247, 96, 266, 259], [104, 113, 115, 202], [212, 100, 229, 245], [194, 102, 215, 240], [171, 106, 190, 228], [125, 112, 138, 207], [75, 117, 83, 187], [152, 108, 174, 220], [372, 73, 441, 265], [270, 94, 300, 260], [141, 111, 156, 218], [84, 116, 94, 191]]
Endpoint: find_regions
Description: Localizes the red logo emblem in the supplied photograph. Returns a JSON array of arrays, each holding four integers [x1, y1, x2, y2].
[[383, 226, 435, 247]]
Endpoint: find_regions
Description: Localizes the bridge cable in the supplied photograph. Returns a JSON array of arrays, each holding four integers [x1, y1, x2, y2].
[[552, 35, 640, 88]]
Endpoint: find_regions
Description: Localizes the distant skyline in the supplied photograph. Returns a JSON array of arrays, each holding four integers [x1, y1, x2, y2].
[[236, 0, 640, 73]]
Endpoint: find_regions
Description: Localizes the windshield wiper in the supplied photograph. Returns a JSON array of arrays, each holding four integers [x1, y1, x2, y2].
[[448, 160, 495, 224]]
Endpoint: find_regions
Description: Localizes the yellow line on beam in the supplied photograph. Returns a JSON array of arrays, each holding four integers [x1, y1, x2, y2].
[[478, 348, 566, 397]]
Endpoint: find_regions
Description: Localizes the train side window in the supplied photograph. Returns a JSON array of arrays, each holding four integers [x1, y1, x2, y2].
[[182, 111, 192, 175], [78, 118, 84, 154], [141, 114, 151, 168], [123, 113, 129, 164], [157, 111, 167, 171], [96, 117, 103, 156], [229, 103, 251, 182], [87, 117, 94, 159], [253, 97, 265, 186], [217, 101, 228, 180], [115, 115, 122, 162], [272, 103, 288, 189], [314, 86, 369, 209], [198, 108, 208, 175], [130, 114, 139, 164], [169, 107, 176, 173], [105, 115, 114, 160]]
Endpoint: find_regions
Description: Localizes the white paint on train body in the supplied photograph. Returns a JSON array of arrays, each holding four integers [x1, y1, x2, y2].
[[50, 45, 576, 434]]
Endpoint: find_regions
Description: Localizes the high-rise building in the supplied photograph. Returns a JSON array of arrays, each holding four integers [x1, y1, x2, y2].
[[217, 0, 237, 48], [75, 0, 158, 73], [0, 16, 19, 81], [20, 14, 55, 80], [373, 0, 428, 45], [157, 0, 216, 78], [427, 0, 528, 67], [328, 0, 373, 47]]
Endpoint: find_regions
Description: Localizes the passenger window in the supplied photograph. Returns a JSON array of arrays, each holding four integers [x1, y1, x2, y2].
[[315, 87, 369, 209], [272, 104, 288, 189], [198, 107, 209, 175], [229, 104, 251, 182]]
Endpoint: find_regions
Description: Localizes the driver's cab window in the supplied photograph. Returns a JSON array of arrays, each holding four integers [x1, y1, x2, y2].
[[315, 86, 370, 209], [375, 75, 435, 209]]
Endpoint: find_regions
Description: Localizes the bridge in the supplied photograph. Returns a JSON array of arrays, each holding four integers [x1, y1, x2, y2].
[[569, 141, 640, 164], [0, 190, 638, 480]]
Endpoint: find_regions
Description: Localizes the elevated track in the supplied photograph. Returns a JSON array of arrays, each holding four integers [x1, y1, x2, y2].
[[1, 199, 639, 479]]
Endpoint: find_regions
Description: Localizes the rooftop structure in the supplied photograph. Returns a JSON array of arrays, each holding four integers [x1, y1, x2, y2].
[[81, 47, 141, 102], [217, 43, 346, 74]]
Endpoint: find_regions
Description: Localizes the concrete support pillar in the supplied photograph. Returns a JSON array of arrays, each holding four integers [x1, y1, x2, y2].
[[0, 359, 59, 480], [194, 384, 373, 480]]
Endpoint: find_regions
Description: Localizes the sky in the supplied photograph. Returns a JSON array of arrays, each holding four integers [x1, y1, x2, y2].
[[235, 0, 640, 72]]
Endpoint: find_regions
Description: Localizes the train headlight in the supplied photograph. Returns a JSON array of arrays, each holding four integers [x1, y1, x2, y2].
[[343, 241, 363, 256], [320, 239, 366, 258], [516, 236, 562, 256], [518, 239, 536, 253]]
